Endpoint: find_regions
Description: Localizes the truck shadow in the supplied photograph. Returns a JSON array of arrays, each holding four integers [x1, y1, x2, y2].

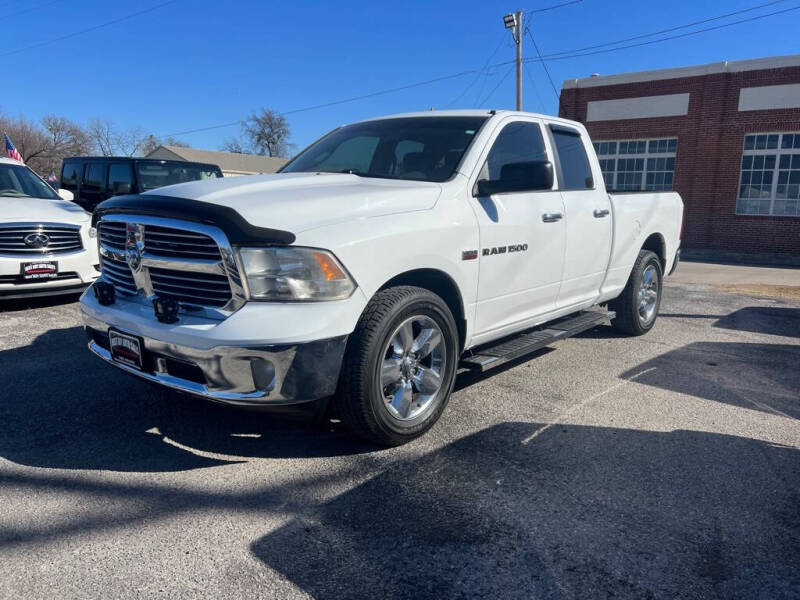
[[0, 327, 374, 472], [620, 341, 800, 419], [713, 306, 800, 338], [250, 422, 800, 599], [0, 293, 83, 313]]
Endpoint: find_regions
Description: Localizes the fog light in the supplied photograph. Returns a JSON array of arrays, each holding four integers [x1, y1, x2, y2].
[[93, 280, 115, 305], [251, 358, 276, 392], [152, 296, 179, 324]]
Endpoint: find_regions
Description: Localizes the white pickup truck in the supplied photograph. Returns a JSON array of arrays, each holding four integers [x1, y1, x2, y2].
[[81, 110, 682, 445]]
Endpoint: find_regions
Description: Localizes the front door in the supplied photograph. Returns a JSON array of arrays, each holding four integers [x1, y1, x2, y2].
[[470, 118, 566, 340], [549, 125, 613, 308]]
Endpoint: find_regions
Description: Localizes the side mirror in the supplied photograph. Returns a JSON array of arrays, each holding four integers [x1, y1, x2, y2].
[[58, 188, 74, 201], [112, 182, 132, 195], [475, 160, 554, 196]]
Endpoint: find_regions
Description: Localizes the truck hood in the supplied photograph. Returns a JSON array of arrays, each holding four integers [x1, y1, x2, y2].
[[146, 172, 443, 233], [0, 197, 91, 225]]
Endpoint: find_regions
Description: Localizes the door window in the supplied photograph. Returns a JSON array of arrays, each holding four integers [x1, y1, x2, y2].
[[484, 121, 547, 180], [551, 128, 593, 190], [108, 163, 134, 193], [82, 163, 106, 190], [60, 161, 80, 191]]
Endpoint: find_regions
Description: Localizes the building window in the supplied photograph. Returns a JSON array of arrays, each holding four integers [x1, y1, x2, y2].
[[593, 138, 677, 192], [738, 133, 800, 216]]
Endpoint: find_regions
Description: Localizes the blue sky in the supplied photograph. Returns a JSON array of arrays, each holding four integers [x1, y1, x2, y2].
[[3, 0, 798, 150]]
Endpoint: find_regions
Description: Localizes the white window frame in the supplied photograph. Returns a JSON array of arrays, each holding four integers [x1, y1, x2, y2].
[[593, 138, 677, 192], [737, 132, 800, 217]]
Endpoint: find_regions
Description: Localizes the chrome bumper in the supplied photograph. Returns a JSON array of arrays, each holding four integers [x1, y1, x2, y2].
[[84, 314, 347, 407]]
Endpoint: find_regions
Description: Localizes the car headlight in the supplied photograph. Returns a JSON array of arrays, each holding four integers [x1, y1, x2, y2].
[[238, 247, 356, 301]]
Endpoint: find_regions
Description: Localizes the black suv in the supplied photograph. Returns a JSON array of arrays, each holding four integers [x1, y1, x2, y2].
[[60, 157, 223, 211]]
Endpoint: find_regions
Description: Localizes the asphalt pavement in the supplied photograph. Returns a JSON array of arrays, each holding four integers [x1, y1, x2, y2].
[[0, 272, 799, 599]]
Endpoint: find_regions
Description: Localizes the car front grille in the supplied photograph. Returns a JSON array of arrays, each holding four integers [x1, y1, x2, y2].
[[149, 267, 232, 307], [98, 221, 126, 251], [97, 218, 236, 311], [100, 255, 137, 295], [98, 222, 221, 260], [143, 225, 222, 260], [0, 224, 82, 255]]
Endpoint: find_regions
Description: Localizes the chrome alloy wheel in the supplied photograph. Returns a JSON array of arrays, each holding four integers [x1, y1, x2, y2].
[[379, 315, 447, 421], [637, 264, 659, 326]]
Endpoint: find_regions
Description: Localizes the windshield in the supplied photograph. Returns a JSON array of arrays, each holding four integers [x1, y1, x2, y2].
[[136, 162, 222, 191], [0, 163, 61, 200], [281, 116, 488, 183]]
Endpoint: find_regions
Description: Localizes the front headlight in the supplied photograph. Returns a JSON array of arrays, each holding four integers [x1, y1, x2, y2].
[[238, 247, 356, 301]]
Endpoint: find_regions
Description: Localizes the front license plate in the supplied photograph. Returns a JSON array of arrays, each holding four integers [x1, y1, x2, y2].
[[109, 329, 144, 370], [21, 261, 58, 280]]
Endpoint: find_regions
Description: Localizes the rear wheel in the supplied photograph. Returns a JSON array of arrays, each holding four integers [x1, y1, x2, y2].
[[335, 286, 458, 446], [609, 250, 663, 336]]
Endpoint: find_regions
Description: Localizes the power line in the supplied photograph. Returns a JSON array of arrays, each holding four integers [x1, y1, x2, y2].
[[528, 0, 582, 14], [479, 64, 516, 106], [524, 22, 560, 99], [523, 62, 547, 113], [540, 0, 789, 59], [527, 3, 800, 63], [0, 0, 179, 58], [442, 34, 507, 108], [158, 0, 796, 140], [0, 0, 64, 22], [161, 66, 491, 138]]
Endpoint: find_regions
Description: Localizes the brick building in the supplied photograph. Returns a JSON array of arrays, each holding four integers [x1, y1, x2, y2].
[[559, 55, 800, 258]]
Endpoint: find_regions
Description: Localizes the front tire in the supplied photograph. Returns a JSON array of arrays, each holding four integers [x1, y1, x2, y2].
[[609, 250, 663, 336], [335, 286, 459, 446]]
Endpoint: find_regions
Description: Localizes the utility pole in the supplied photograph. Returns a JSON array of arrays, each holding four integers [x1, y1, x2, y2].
[[503, 10, 524, 111]]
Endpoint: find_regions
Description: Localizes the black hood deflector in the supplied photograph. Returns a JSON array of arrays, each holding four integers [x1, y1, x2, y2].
[[93, 194, 295, 245]]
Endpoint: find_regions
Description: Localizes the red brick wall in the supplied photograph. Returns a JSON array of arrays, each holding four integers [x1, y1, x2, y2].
[[559, 65, 800, 255]]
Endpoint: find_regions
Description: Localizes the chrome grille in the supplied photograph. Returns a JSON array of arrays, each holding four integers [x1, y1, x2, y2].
[[149, 268, 232, 307], [0, 224, 82, 255], [144, 225, 221, 260], [97, 216, 240, 314], [98, 221, 126, 251], [100, 255, 137, 295]]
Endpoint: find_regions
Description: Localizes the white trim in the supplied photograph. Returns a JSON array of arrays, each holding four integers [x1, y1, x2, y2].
[[562, 54, 800, 89], [738, 84, 800, 111], [586, 93, 689, 122]]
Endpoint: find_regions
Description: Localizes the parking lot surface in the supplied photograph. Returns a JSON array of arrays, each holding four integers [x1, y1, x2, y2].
[[1, 276, 799, 599]]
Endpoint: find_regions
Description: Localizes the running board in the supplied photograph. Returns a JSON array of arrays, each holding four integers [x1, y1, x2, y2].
[[459, 310, 615, 372]]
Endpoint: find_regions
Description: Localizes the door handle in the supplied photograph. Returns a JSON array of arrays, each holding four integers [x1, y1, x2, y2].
[[542, 212, 563, 223], [593, 209, 610, 218]]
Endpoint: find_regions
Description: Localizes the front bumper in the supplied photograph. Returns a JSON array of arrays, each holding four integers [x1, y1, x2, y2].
[[0, 236, 100, 299], [84, 310, 347, 406]]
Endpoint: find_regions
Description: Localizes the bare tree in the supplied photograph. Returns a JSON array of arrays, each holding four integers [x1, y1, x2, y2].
[[220, 136, 250, 154], [0, 112, 92, 175], [242, 109, 293, 157], [0, 112, 49, 164], [86, 119, 186, 157], [140, 134, 187, 155], [37, 115, 93, 174], [86, 118, 117, 156]]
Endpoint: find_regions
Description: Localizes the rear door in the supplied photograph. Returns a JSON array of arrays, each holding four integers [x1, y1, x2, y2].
[[470, 117, 566, 338], [79, 161, 109, 210], [60, 160, 81, 196], [549, 124, 612, 308]]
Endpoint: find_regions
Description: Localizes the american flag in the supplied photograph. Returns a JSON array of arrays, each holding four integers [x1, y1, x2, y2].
[[4, 133, 23, 163]]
